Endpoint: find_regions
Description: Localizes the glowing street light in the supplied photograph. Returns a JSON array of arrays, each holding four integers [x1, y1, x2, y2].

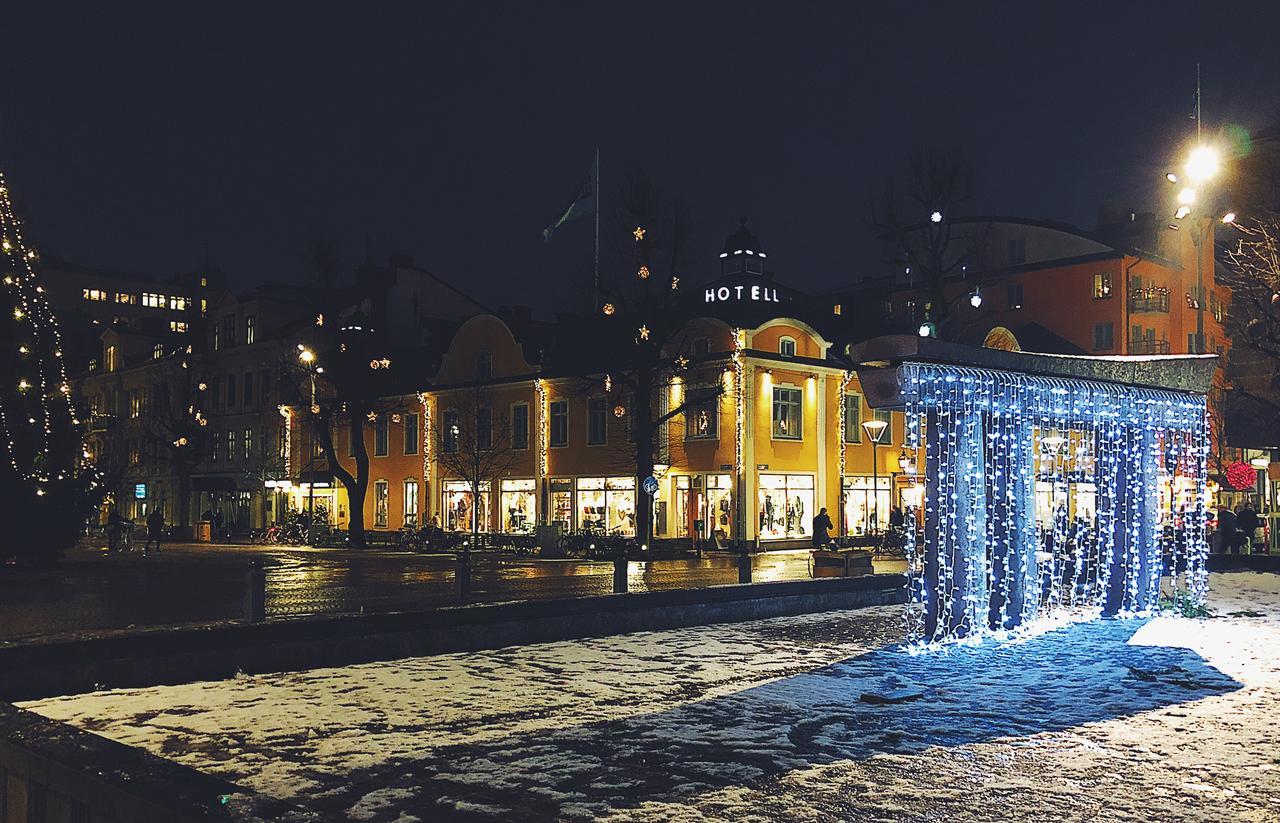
[[1175, 206, 1192, 220], [1221, 212, 1236, 225], [298, 347, 315, 364], [969, 288, 983, 308], [930, 210, 943, 224], [1177, 187, 1197, 206], [918, 321, 935, 338], [1185, 145, 1220, 185]]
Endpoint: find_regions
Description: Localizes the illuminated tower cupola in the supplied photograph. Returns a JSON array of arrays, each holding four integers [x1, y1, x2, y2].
[[719, 217, 766, 276]]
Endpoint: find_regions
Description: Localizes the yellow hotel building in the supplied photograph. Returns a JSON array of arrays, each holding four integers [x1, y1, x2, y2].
[[290, 224, 916, 548]]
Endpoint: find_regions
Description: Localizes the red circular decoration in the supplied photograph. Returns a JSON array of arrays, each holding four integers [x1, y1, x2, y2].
[[1226, 461, 1256, 491]]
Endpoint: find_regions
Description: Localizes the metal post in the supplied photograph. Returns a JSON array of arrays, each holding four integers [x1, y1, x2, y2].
[[456, 549, 471, 598], [245, 559, 266, 624], [612, 553, 627, 593], [871, 441, 879, 535], [307, 371, 316, 545]]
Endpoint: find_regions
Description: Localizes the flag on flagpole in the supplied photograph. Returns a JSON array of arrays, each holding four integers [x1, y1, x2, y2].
[[543, 174, 595, 243]]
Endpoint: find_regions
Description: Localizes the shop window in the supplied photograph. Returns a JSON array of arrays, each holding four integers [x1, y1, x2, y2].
[[843, 476, 892, 536], [758, 473, 814, 540], [587, 398, 607, 445], [771, 387, 802, 440], [550, 478, 573, 530], [403, 479, 419, 526], [576, 477, 635, 536], [404, 412, 419, 455], [442, 409, 459, 453], [512, 403, 529, 449], [444, 480, 489, 531], [843, 394, 863, 443], [549, 400, 568, 447], [779, 336, 797, 357], [500, 479, 536, 533], [374, 413, 389, 456], [374, 480, 389, 528]]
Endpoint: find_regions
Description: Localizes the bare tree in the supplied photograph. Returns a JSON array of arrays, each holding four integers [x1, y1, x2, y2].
[[873, 149, 983, 334], [435, 385, 521, 545], [135, 353, 212, 535], [589, 173, 723, 546], [1220, 214, 1280, 447]]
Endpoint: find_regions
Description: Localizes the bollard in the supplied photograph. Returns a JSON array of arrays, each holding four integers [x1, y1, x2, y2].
[[612, 555, 628, 594], [738, 545, 752, 584], [456, 551, 472, 598], [245, 559, 266, 624]]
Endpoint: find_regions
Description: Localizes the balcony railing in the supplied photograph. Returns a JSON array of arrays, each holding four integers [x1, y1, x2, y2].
[[1130, 338, 1171, 355], [1130, 293, 1170, 313]]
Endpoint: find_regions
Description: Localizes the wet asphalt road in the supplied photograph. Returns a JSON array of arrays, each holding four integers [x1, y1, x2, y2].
[[0, 542, 905, 643]]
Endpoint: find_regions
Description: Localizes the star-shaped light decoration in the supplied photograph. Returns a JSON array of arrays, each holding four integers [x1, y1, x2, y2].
[[602, 302, 616, 316], [676, 355, 689, 369], [671, 276, 679, 290], [637, 265, 649, 279], [380, 358, 391, 369], [633, 226, 646, 241], [604, 374, 612, 392], [311, 404, 321, 414], [367, 411, 378, 422], [613, 404, 626, 418], [638, 325, 650, 341]]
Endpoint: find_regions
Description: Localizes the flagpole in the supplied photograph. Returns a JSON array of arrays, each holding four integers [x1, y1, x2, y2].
[[594, 147, 600, 311]]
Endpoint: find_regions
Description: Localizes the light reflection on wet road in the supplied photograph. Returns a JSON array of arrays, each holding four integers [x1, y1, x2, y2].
[[0, 544, 905, 642]]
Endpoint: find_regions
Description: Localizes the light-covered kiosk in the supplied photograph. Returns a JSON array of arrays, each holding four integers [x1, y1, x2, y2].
[[851, 336, 1216, 642]]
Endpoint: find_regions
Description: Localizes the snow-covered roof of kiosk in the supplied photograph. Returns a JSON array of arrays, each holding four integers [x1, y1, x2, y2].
[[849, 335, 1218, 410]]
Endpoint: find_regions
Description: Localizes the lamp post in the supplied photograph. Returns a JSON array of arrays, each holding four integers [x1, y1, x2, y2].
[[298, 346, 317, 544], [862, 417, 889, 534], [1169, 145, 1222, 354]]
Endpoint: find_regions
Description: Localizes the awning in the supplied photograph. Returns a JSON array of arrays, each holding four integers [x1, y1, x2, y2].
[[294, 469, 335, 486]]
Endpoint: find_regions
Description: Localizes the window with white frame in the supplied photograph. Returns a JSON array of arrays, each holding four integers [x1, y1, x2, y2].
[[771, 386, 802, 439], [779, 336, 797, 357], [374, 480, 389, 528]]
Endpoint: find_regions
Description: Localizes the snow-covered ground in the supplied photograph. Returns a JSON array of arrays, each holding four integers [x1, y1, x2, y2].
[[22, 573, 1280, 822]]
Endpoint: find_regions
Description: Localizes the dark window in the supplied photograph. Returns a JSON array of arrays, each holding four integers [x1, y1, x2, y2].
[[779, 337, 797, 357], [477, 407, 492, 450], [442, 409, 459, 453], [222, 314, 236, 347], [1007, 283, 1024, 310], [404, 412, 419, 455], [550, 400, 568, 447], [587, 398, 607, 445], [1092, 322, 1114, 351], [873, 409, 893, 445], [243, 372, 254, 406], [772, 387, 802, 439], [512, 403, 529, 449], [692, 337, 711, 357], [226, 373, 237, 408], [211, 378, 221, 409], [1006, 236, 1026, 265], [477, 353, 492, 380], [374, 414, 389, 456], [844, 394, 863, 443]]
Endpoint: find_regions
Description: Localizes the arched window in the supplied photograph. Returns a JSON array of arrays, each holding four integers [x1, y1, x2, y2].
[[779, 336, 797, 357]]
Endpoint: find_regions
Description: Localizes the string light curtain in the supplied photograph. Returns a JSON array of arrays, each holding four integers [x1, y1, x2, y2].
[[899, 362, 1209, 643]]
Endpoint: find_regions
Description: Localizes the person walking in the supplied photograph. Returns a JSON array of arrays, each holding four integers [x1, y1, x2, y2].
[[812, 507, 834, 548], [212, 508, 224, 544], [145, 508, 165, 555], [107, 507, 124, 554], [1217, 505, 1238, 554], [1238, 502, 1260, 554]]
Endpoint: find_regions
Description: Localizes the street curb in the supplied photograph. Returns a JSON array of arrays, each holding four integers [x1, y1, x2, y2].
[[0, 574, 907, 701]]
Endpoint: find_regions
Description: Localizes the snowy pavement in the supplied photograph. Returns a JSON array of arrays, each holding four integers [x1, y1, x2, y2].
[[22, 572, 1280, 822]]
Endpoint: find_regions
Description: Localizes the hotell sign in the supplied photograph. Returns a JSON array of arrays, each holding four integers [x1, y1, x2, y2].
[[704, 284, 783, 304]]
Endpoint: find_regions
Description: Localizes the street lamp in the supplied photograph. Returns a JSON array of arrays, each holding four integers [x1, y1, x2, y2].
[[862, 417, 889, 534], [298, 346, 318, 543], [1167, 145, 1221, 354]]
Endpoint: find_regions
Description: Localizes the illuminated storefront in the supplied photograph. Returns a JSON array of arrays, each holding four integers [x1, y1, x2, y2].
[[500, 478, 537, 533], [757, 473, 813, 541], [671, 474, 733, 539], [550, 478, 573, 530], [443, 480, 490, 532], [576, 476, 636, 536], [842, 475, 892, 535]]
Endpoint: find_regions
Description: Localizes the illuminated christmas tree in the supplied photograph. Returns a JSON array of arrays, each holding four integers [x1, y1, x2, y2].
[[0, 168, 97, 564]]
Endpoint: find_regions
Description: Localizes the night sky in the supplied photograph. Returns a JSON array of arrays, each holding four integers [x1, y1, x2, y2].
[[5, 2, 1280, 311]]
